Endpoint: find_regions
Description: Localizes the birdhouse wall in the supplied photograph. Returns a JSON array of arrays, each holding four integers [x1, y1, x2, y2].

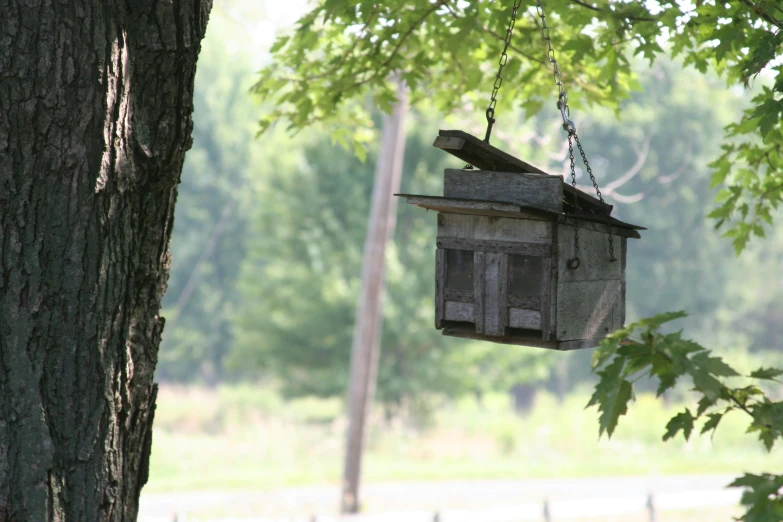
[[443, 169, 564, 213], [435, 212, 555, 341], [555, 223, 627, 344], [437, 212, 552, 244]]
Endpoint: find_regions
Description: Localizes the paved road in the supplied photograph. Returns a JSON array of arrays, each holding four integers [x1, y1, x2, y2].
[[139, 474, 740, 520]]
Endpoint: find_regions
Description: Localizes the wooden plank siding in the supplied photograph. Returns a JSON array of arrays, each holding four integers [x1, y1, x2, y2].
[[444, 169, 563, 214], [540, 257, 552, 341], [473, 251, 485, 334], [434, 130, 548, 175], [556, 280, 621, 341], [435, 248, 445, 329], [483, 253, 506, 337], [444, 288, 473, 303], [438, 213, 552, 244], [509, 308, 541, 330], [498, 254, 509, 336], [399, 194, 545, 220], [548, 222, 558, 341], [619, 237, 627, 329], [437, 237, 551, 257], [507, 295, 541, 309], [556, 225, 622, 283], [444, 301, 474, 322], [558, 214, 642, 239], [434, 130, 613, 216]]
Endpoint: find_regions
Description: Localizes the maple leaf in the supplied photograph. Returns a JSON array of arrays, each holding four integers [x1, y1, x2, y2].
[[663, 409, 695, 441]]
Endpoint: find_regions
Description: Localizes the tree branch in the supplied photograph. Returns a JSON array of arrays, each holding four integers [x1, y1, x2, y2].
[[570, 0, 600, 13], [738, 0, 783, 30], [604, 133, 652, 192], [568, 0, 657, 22], [657, 136, 693, 185], [348, 1, 447, 91], [295, 6, 382, 82]]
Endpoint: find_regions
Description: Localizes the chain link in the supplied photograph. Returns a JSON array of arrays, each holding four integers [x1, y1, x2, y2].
[[574, 135, 603, 204], [535, 0, 575, 134], [574, 135, 616, 261], [534, 0, 616, 263], [483, 0, 523, 144], [566, 135, 580, 269]]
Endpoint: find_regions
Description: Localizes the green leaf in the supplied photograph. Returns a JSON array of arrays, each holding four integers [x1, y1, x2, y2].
[[739, 30, 782, 84], [750, 367, 783, 381], [602, 379, 633, 438], [592, 337, 621, 370], [588, 355, 634, 438], [663, 409, 695, 441], [751, 95, 783, 140], [691, 371, 727, 402], [685, 352, 736, 402], [730, 473, 770, 489], [691, 352, 740, 378], [730, 473, 783, 522], [655, 370, 679, 398], [701, 412, 723, 436], [588, 357, 624, 409], [697, 395, 716, 416], [760, 428, 775, 452], [269, 35, 290, 54]]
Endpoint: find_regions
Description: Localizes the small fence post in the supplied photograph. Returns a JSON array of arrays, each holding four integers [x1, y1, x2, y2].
[[543, 499, 552, 522], [647, 492, 657, 522]]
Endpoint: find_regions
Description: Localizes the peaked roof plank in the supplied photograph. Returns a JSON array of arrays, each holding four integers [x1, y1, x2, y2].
[[434, 129, 613, 216]]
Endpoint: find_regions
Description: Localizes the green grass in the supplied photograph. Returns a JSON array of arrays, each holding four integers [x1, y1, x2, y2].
[[146, 383, 783, 492]]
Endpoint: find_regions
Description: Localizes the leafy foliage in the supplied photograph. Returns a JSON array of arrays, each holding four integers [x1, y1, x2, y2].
[[729, 473, 783, 522], [589, 313, 783, 520], [256, 0, 783, 251], [254, 8, 783, 511], [254, 0, 643, 154], [168, 7, 783, 393]]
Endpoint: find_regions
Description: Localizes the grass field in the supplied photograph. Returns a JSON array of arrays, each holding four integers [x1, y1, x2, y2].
[[145, 383, 783, 493]]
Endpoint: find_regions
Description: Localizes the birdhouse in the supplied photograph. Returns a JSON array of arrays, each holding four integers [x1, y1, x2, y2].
[[397, 130, 644, 350]]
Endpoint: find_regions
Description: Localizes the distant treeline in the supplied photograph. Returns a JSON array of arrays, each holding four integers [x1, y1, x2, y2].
[[157, 17, 783, 410]]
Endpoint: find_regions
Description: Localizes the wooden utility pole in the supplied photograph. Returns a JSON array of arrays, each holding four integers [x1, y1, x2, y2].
[[341, 80, 409, 514]]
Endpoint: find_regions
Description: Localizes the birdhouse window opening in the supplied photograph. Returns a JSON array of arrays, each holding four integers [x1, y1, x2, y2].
[[445, 249, 473, 293], [509, 255, 543, 297]]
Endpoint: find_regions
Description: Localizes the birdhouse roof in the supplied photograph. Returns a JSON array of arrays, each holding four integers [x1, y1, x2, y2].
[[395, 193, 644, 238], [395, 129, 644, 237]]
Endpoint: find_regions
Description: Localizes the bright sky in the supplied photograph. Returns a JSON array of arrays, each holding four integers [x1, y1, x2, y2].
[[210, 0, 312, 67]]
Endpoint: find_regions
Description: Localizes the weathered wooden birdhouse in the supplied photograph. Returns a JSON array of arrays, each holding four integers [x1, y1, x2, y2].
[[397, 130, 644, 350]]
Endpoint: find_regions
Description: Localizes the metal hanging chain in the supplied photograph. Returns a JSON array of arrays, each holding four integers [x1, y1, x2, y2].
[[574, 134, 605, 206], [535, 0, 616, 263], [566, 134, 581, 270], [483, 0, 523, 144], [575, 133, 616, 261], [535, 0, 575, 135]]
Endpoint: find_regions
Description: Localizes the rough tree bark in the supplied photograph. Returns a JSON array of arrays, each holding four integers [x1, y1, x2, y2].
[[0, 1, 212, 520]]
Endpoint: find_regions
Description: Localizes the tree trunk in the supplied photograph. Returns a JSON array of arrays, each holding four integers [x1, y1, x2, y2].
[[341, 80, 409, 514], [0, 2, 212, 520]]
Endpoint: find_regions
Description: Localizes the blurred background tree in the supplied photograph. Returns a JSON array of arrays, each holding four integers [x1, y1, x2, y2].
[[156, 31, 256, 385], [227, 113, 553, 412], [139, 5, 783, 517], [158, 1, 783, 413]]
